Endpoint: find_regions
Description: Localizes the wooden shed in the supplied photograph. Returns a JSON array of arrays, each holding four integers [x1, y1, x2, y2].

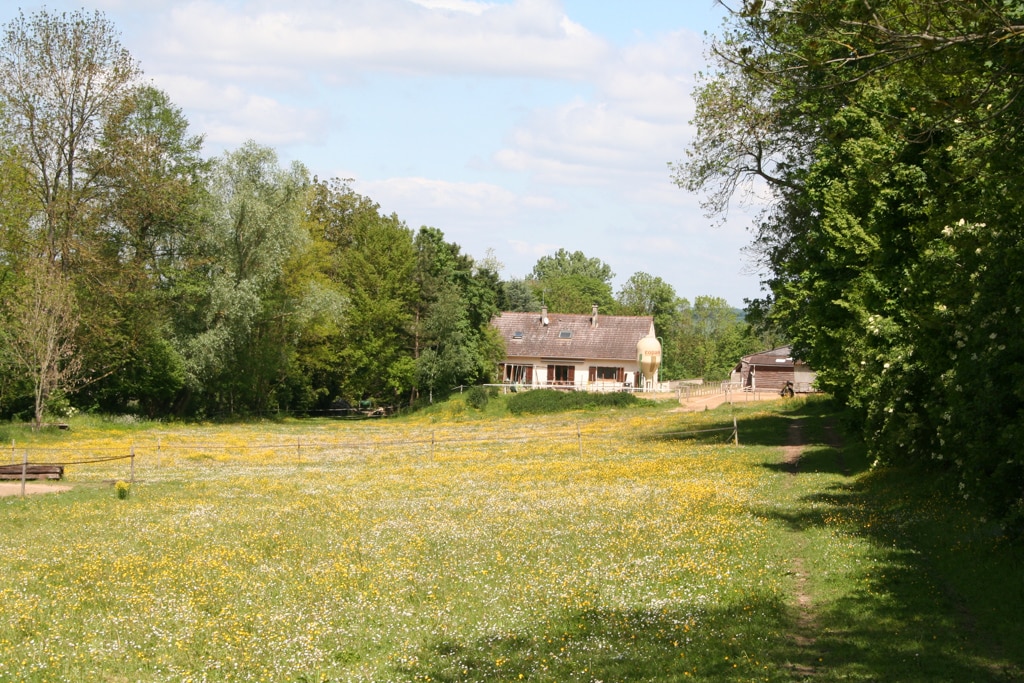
[[732, 346, 816, 393]]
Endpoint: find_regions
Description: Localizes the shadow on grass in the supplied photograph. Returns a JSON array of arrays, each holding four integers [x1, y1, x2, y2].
[[762, 445, 862, 476], [386, 396, 1023, 682], [653, 395, 1023, 681], [393, 600, 798, 682], [756, 473, 1024, 681], [387, 580, 1015, 682]]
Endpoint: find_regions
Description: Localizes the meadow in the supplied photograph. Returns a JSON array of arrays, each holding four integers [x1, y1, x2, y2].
[[1, 396, 1021, 682]]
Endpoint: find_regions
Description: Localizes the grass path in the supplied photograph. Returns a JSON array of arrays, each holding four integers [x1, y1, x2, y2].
[[756, 401, 1024, 683], [780, 418, 821, 679]]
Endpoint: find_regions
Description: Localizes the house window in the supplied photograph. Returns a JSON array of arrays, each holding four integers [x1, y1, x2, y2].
[[589, 366, 625, 382], [548, 364, 575, 384], [503, 364, 532, 384], [513, 331, 524, 339], [558, 330, 572, 339]]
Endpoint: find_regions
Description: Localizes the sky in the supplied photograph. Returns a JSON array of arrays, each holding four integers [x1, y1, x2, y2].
[[15, 0, 766, 307]]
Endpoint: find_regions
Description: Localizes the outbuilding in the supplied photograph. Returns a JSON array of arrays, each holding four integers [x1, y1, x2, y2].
[[732, 345, 816, 393]]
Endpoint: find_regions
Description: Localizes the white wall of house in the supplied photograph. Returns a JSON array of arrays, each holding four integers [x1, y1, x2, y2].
[[501, 357, 653, 390]]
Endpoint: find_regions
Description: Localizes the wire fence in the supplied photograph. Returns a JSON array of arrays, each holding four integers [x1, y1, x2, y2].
[[3, 415, 741, 496]]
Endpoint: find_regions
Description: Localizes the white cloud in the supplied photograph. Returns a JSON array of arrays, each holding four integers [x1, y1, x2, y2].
[[492, 29, 702, 188], [359, 176, 527, 213], [409, 0, 496, 15], [507, 239, 562, 258], [151, 0, 609, 81], [152, 75, 330, 148]]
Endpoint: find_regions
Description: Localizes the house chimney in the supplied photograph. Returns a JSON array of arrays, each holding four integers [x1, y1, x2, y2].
[[591, 303, 599, 327], [541, 306, 549, 326]]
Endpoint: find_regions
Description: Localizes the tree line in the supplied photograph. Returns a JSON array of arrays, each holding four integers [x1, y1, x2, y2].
[[0, 8, 771, 425], [678, 1, 1024, 529]]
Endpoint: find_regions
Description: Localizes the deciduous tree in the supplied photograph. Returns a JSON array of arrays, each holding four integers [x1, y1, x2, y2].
[[529, 248, 615, 314], [179, 142, 309, 415], [0, 257, 81, 428], [678, 0, 1024, 527], [0, 8, 140, 263]]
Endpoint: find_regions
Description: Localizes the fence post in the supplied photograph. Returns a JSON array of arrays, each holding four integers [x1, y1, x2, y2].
[[130, 445, 136, 483], [733, 415, 739, 445], [21, 451, 28, 498], [10, 439, 14, 464], [297, 437, 302, 463], [431, 431, 435, 461], [577, 422, 583, 458]]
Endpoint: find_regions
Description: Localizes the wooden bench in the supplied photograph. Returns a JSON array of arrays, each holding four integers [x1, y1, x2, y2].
[[0, 464, 65, 481]]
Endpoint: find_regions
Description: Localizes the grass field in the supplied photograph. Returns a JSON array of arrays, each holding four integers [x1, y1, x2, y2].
[[1, 396, 1021, 682]]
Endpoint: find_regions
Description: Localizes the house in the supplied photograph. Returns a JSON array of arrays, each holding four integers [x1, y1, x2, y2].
[[490, 305, 660, 391], [732, 346, 816, 393]]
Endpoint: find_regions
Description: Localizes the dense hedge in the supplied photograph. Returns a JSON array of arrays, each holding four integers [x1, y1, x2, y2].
[[507, 389, 642, 415]]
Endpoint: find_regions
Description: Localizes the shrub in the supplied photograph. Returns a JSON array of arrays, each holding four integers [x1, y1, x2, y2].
[[466, 385, 490, 410], [115, 480, 131, 500], [507, 389, 642, 415]]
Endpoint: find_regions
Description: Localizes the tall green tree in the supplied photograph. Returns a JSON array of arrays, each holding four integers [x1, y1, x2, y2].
[[76, 85, 208, 415], [500, 278, 541, 312], [668, 296, 758, 381], [305, 178, 417, 407], [412, 227, 503, 403], [529, 248, 616, 314], [179, 142, 309, 415], [678, 0, 1024, 526], [0, 7, 146, 416], [415, 281, 475, 403], [0, 8, 141, 264]]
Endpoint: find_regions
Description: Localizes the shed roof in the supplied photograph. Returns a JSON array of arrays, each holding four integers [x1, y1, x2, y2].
[[492, 311, 654, 362], [737, 345, 810, 368]]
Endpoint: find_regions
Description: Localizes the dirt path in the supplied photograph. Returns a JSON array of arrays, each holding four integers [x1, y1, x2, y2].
[[781, 418, 836, 678], [0, 482, 72, 497], [778, 417, 851, 679], [673, 390, 784, 412]]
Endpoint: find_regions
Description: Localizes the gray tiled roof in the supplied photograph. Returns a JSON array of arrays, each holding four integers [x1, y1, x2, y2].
[[492, 311, 655, 361]]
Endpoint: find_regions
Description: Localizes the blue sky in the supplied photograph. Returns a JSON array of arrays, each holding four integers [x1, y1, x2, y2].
[[22, 0, 765, 306]]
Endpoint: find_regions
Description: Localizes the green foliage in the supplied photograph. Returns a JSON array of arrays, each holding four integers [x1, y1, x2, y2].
[[499, 278, 540, 312], [506, 388, 642, 415], [663, 295, 762, 381], [43, 390, 76, 419], [529, 248, 616, 314], [532, 248, 614, 283], [412, 226, 504, 403], [464, 385, 490, 410], [681, 0, 1024, 523], [178, 142, 310, 415], [74, 85, 208, 416], [306, 179, 417, 406], [0, 257, 82, 428]]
